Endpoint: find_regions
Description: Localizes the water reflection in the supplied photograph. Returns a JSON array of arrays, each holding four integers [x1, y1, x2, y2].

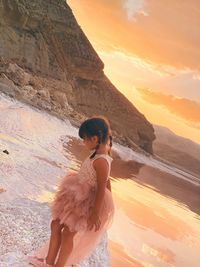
[[137, 166, 200, 216], [142, 244, 175, 265], [109, 179, 200, 267]]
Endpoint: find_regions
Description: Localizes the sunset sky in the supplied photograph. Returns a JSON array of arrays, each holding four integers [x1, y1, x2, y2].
[[68, 0, 200, 144]]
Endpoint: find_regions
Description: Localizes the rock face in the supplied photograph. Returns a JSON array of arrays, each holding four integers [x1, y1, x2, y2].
[[0, 0, 155, 153]]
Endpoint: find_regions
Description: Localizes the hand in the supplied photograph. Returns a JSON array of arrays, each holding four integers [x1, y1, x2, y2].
[[87, 210, 101, 231]]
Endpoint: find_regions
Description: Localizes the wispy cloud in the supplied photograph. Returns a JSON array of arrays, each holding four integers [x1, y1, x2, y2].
[[123, 0, 148, 21], [99, 50, 200, 103], [137, 88, 200, 129]]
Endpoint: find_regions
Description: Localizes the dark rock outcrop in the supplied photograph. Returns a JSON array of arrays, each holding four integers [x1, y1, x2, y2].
[[0, 0, 155, 153]]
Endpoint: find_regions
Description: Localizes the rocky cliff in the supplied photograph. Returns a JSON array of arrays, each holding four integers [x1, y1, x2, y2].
[[0, 0, 155, 153]]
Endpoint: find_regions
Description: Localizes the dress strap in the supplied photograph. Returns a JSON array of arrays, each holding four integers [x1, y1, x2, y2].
[[90, 153, 113, 163]]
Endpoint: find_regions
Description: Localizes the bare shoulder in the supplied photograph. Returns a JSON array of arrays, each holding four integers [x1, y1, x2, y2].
[[92, 157, 109, 184], [93, 157, 109, 170]]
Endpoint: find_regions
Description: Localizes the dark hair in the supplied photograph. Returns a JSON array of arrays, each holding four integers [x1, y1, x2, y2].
[[78, 115, 113, 159]]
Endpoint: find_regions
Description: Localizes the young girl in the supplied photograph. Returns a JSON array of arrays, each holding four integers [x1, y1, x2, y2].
[[28, 116, 115, 267]]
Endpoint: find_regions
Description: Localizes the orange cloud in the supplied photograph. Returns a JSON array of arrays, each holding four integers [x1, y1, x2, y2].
[[137, 88, 200, 129], [68, 0, 200, 71]]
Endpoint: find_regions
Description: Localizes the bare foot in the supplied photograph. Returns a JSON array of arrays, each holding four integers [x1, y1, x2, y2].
[[28, 256, 54, 266]]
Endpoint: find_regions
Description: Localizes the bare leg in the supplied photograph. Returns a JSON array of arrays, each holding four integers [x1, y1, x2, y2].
[[55, 225, 77, 267], [45, 219, 64, 265]]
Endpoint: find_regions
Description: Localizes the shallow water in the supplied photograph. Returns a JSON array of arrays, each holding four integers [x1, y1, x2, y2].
[[109, 179, 200, 267], [0, 93, 200, 267]]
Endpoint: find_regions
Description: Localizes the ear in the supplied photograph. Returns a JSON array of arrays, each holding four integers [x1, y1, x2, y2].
[[91, 135, 98, 143]]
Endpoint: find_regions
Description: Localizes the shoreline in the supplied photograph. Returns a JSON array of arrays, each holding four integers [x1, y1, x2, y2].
[[1, 91, 199, 187], [0, 90, 148, 155]]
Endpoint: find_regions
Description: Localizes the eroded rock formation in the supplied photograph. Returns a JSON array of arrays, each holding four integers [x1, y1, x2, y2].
[[0, 0, 155, 153]]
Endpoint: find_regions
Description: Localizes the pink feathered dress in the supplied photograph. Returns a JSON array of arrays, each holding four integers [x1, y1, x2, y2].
[[29, 152, 115, 266]]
